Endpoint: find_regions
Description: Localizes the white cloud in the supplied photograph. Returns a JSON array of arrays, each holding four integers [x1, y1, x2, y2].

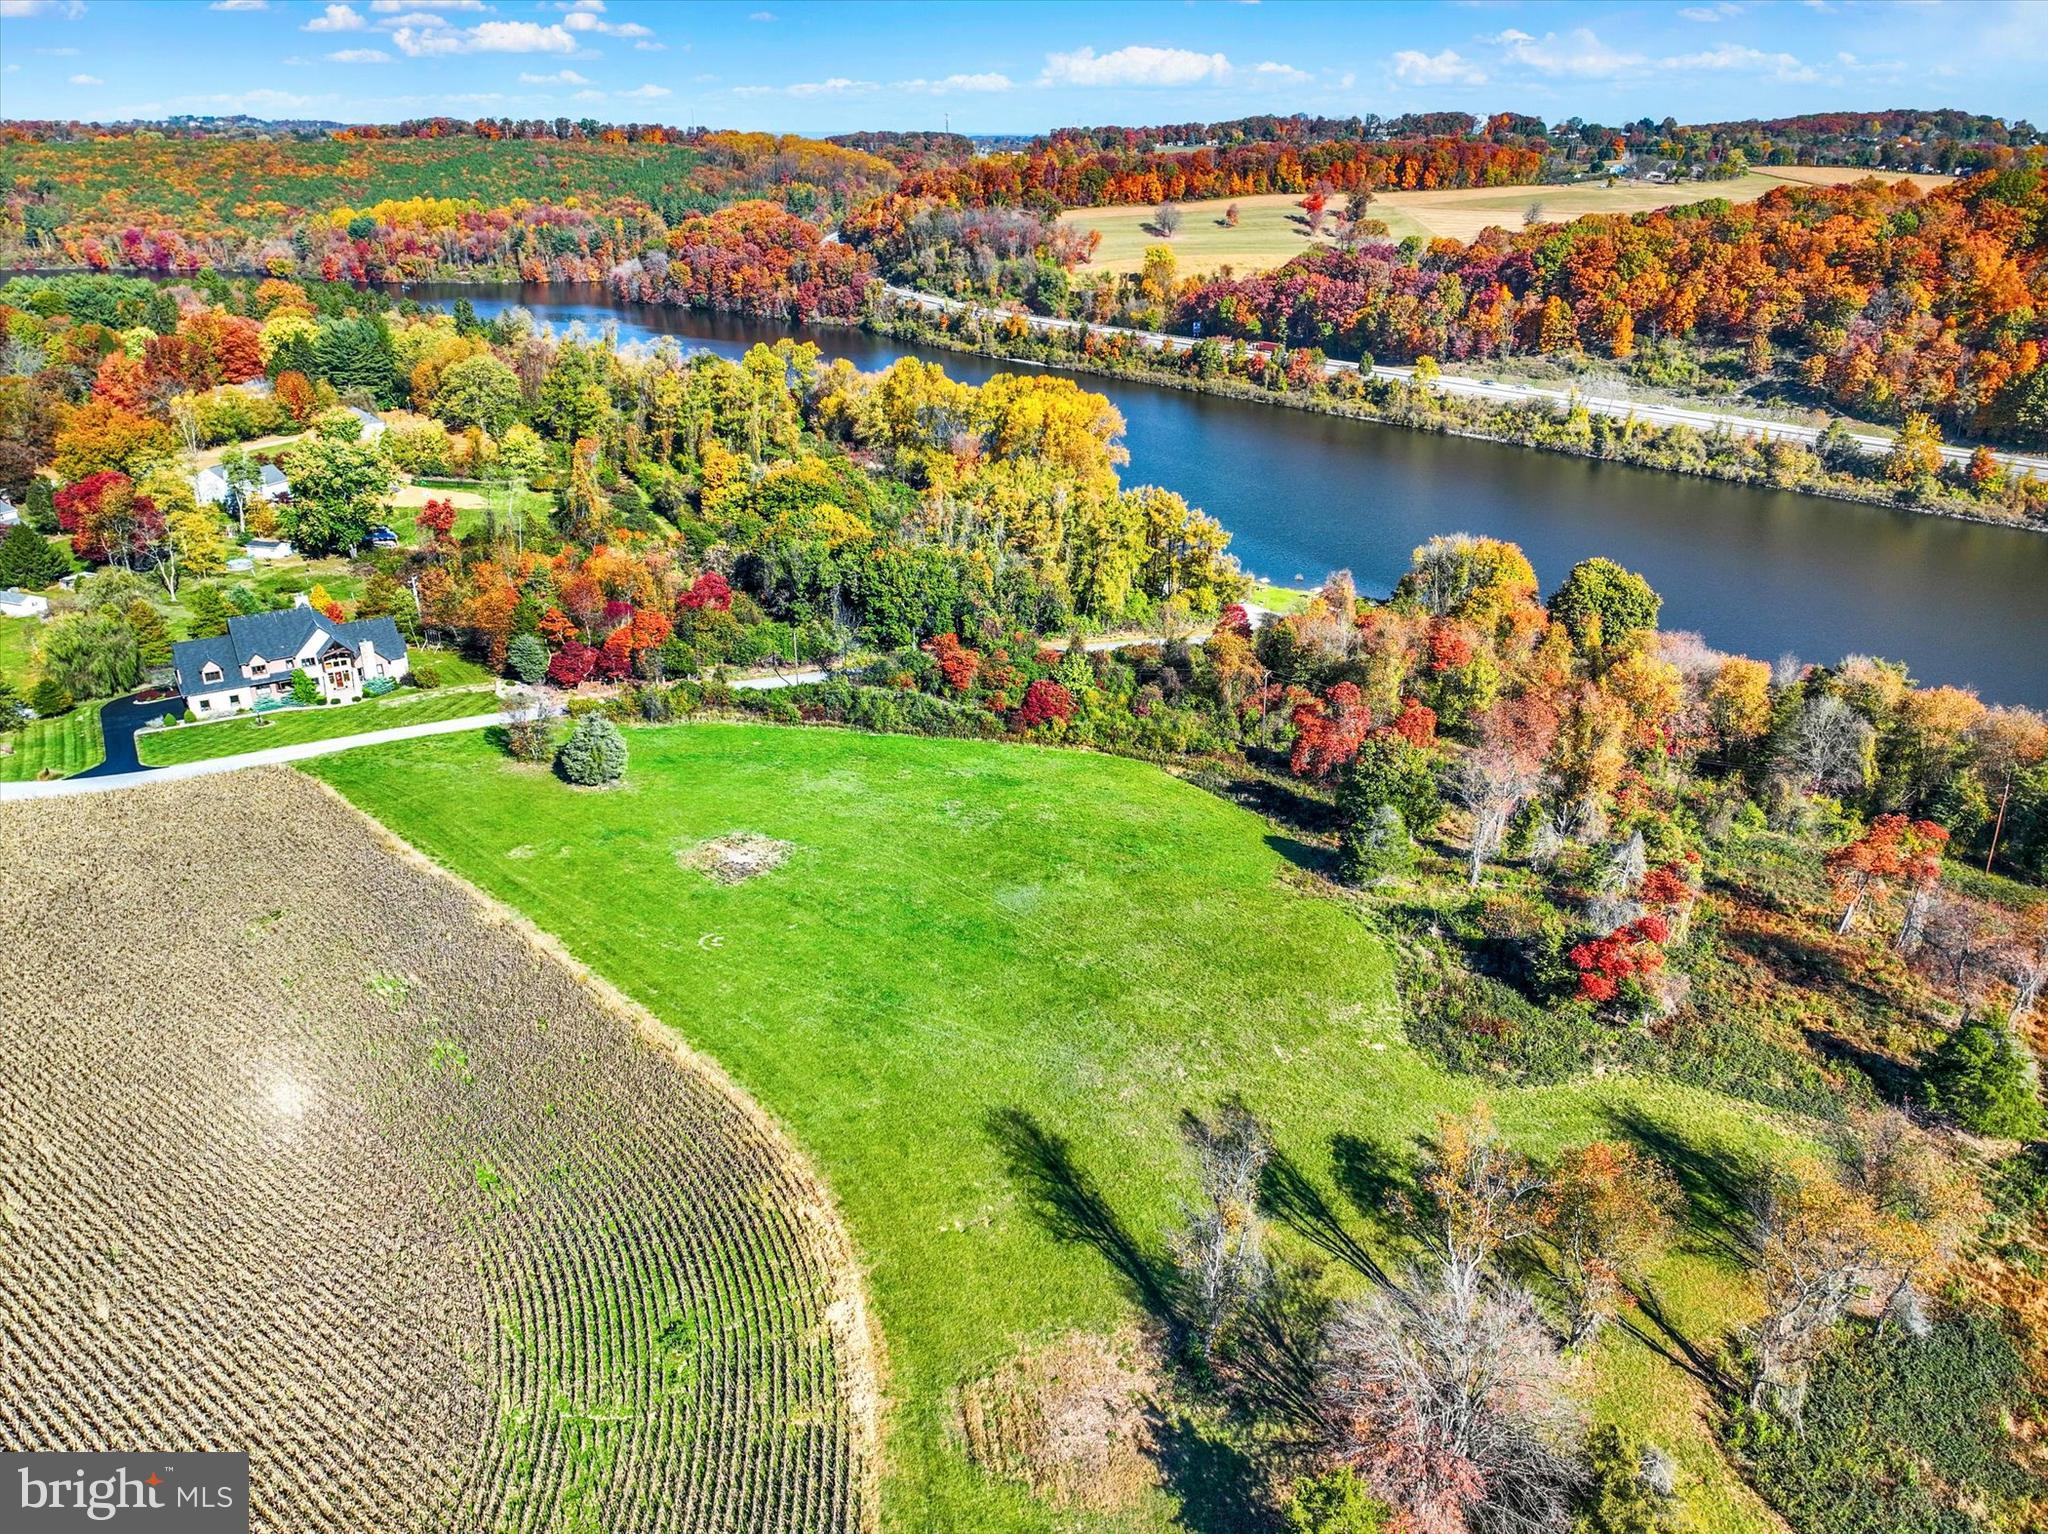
[[368, 0, 483, 9], [373, 11, 452, 26], [1678, 2, 1742, 19], [391, 19, 577, 55], [327, 47, 390, 63], [634, 40, 664, 50], [68, 72, 103, 85], [209, 0, 269, 11], [0, 0, 87, 16], [518, 68, 591, 85], [1042, 45, 1232, 87], [561, 9, 651, 39], [898, 72, 1013, 94], [732, 76, 876, 98], [1488, 27, 1644, 80], [748, 9, 776, 18], [1391, 48, 1487, 86], [572, 89, 606, 102], [303, 3, 365, 32], [617, 82, 670, 98], [1252, 60, 1311, 84], [1658, 42, 1818, 81]]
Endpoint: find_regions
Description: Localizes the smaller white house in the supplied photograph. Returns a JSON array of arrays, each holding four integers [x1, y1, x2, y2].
[[245, 537, 297, 562], [348, 407, 387, 442], [0, 495, 19, 528], [0, 587, 50, 619], [191, 462, 289, 508]]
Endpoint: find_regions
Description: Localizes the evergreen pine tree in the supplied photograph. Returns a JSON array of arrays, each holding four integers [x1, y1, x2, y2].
[[1924, 1016, 2046, 1138]]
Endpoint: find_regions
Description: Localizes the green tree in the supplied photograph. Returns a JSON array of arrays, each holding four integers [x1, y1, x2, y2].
[[289, 667, 320, 706], [535, 344, 611, 444], [123, 599, 172, 668], [1923, 1016, 2045, 1138], [1574, 1425, 1681, 1534], [506, 632, 549, 685], [1548, 557, 1662, 651], [36, 611, 139, 699], [1284, 1468, 1388, 1534], [28, 676, 73, 717], [185, 583, 233, 639], [433, 353, 524, 436], [312, 315, 401, 406], [555, 713, 627, 786], [280, 433, 393, 557], [0, 522, 68, 588], [23, 478, 57, 533]]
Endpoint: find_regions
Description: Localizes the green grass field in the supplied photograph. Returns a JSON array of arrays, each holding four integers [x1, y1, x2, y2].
[[138, 688, 497, 766], [1062, 168, 1942, 276], [0, 702, 104, 781], [0, 614, 40, 687], [312, 723, 1801, 1534]]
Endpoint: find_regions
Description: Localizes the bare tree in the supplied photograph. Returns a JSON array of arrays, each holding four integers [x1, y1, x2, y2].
[[1318, 1276, 1583, 1534], [1776, 694, 1873, 798], [1168, 1100, 1272, 1358], [1456, 703, 1554, 887], [1154, 201, 1183, 239]]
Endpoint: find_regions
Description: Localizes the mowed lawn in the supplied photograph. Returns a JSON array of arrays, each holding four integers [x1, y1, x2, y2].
[[0, 702, 103, 781], [139, 688, 498, 766], [1062, 166, 1951, 275], [312, 723, 1800, 1534]]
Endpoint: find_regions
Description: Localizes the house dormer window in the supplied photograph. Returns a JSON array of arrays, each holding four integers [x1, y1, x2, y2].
[[201, 662, 223, 684], [248, 657, 267, 677]]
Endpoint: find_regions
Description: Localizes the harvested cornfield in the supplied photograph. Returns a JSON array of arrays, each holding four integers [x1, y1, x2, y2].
[[0, 769, 875, 1533]]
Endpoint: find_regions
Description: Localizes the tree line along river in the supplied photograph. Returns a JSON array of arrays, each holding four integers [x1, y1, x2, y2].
[[408, 284, 2048, 708]]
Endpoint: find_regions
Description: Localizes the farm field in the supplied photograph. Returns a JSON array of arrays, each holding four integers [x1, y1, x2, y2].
[[135, 686, 499, 766], [0, 770, 872, 1532], [1062, 165, 1956, 275], [0, 700, 102, 781], [312, 721, 1807, 1534]]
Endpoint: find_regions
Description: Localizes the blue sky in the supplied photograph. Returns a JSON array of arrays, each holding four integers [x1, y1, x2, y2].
[[0, 1, 2042, 132]]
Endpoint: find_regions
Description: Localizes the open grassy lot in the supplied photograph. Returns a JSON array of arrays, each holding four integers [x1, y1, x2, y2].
[[1063, 167, 1954, 275], [0, 701, 103, 781], [0, 612, 40, 686], [0, 771, 868, 1531], [313, 722, 1806, 1534], [137, 687, 497, 766]]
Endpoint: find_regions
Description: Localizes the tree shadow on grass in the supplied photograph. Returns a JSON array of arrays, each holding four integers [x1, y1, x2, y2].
[[1600, 1105, 1760, 1267], [985, 1106, 1175, 1321], [1145, 1409, 1281, 1534], [1264, 832, 1338, 879], [1801, 1025, 1917, 1105], [1615, 1279, 1740, 1398]]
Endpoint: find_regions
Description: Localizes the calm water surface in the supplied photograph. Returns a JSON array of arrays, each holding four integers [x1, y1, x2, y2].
[[409, 284, 2048, 706]]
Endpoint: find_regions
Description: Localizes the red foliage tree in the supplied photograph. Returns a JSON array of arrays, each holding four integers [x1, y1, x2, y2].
[[546, 639, 595, 687], [923, 631, 981, 694], [1825, 815, 1949, 937], [1014, 678, 1075, 731], [1569, 916, 1669, 1007], [415, 495, 458, 545], [1291, 680, 1373, 780], [678, 569, 733, 612], [1390, 696, 1438, 749]]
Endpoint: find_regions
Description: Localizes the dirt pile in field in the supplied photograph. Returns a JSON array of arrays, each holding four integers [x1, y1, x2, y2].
[[0, 770, 872, 1533]]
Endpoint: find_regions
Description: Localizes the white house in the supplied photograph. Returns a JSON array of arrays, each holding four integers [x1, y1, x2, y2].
[[0, 495, 19, 528], [0, 588, 50, 619], [171, 601, 408, 718], [348, 407, 387, 442], [245, 537, 297, 562], [191, 462, 289, 508]]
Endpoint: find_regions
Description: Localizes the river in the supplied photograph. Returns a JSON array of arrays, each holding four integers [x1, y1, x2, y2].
[[407, 284, 2048, 707]]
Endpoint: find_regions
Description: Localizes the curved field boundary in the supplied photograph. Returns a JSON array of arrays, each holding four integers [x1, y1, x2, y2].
[[0, 768, 879, 1533]]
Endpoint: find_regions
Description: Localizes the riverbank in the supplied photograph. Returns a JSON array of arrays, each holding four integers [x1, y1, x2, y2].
[[861, 295, 2048, 537]]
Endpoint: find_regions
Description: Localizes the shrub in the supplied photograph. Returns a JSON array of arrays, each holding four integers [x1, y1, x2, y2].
[[1336, 735, 1442, 842], [1575, 1424, 1681, 1534], [506, 633, 549, 686], [29, 677, 73, 717], [503, 705, 555, 764], [554, 714, 627, 786], [362, 676, 396, 697], [407, 666, 440, 689], [1284, 1467, 1389, 1533], [1341, 803, 1415, 885], [1922, 1016, 2046, 1139], [288, 668, 320, 706]]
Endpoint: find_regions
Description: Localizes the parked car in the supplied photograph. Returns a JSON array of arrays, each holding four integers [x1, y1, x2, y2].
[[367, 525, 400, 549], [133, 684, 178, 704]]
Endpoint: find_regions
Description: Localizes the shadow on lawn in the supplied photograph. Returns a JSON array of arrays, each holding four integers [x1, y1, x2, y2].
[[985, 1106, 1175, 1319], [1264, 833, 1338, 879], [1602, 1105, 1760, 1267]]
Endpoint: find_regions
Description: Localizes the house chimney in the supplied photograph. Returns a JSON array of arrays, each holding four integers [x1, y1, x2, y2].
[[292, 592, 311, 608]]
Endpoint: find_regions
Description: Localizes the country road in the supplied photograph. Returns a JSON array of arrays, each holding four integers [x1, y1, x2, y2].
[[882, 285, 2048, 478]]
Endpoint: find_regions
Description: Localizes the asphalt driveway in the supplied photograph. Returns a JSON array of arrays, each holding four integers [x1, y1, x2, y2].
[[77, 692, 181, 778]]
